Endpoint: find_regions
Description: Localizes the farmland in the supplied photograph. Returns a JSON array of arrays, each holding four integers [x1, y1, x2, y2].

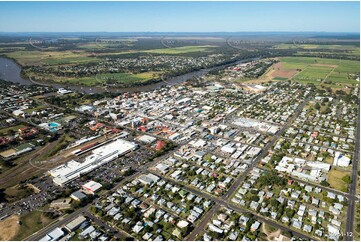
[[143, 45, 216, 54], [273, 43, 360, 58], [5, 50, 99, 66], [270, 57, 360, 87]]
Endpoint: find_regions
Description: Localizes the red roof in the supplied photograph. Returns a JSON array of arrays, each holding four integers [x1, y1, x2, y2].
[[155, 140, 166, 151]]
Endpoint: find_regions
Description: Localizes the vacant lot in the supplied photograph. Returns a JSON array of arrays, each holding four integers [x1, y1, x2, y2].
[[271, 62, 298, 79], [0, 215, 20, 240], [13, 210, 55, 241], [328, 169, 350, 192]]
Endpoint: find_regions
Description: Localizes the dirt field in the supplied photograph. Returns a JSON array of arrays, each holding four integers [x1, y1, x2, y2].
[[0, 215, 20, 240], [261, 222, 281, 240], [271, 62, 298, 79]]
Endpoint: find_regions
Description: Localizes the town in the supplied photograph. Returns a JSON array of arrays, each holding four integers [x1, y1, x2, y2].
[[0, 55, 359, 241]]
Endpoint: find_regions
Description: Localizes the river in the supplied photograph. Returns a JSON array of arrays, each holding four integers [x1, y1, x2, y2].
[[0, 56, 257, 94]]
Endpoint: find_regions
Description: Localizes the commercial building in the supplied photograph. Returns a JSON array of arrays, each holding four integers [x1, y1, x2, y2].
[[40, 227, 64, 241], [49, 138, 139, 186], [64, 215, 87, 232], [82, 181, 102, 194]]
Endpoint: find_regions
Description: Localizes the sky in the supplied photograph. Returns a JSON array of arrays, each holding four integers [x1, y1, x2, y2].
[[0, 1, 359, 33]]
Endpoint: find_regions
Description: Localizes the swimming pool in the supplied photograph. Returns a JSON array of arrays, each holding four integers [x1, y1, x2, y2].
[[49, 122, 60, 132]]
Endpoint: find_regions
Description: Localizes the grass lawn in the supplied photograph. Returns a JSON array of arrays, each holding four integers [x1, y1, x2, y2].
[[327, 168, 350, 192], [34, 133, 74, 161], [5, 184, 32, 203], [0, 124, 27, 136], [13, 210, 55, 240]]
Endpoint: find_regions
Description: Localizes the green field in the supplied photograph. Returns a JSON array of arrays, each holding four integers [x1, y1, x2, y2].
[[45, 71, 159, 87], [0, 124, 27, 136], [274, 43, 360, 58], [278, 57, 360, 85], [293, 65, 335, 82], [274, 43, 359, 50], [144, 45, 216, 54], [6, 50, 98, 66], [13, 210, 55, 240]]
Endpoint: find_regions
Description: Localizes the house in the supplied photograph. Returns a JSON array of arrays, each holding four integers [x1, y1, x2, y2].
[[250, 221, 260, 231], [132, 222, 144, 234], [303, 224, 313, 233], [292, 220, 302, 230], [249, 201, 259, 211]]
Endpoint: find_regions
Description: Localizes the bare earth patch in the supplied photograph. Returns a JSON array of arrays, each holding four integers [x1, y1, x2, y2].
[[0, 215, 20, 240], [271, 63, 298, 79]]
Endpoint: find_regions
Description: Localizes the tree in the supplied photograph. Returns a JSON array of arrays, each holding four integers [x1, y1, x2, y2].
[[321, 180, 330, 187], [314, 102, 321, 110], [270, 198, 280, 207], [342, 175, 352, 184]]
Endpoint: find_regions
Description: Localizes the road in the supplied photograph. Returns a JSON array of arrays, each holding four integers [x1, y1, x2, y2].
[[344, 102, 360, 241], [150, 169, 315, 241], [184, 95, 312, 240], [25, 205, 91, 241], [23, 151, 165, 241]]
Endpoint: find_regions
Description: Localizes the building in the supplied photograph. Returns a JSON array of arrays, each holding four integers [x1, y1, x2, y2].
[[57, 88, 72, 95], [64, 215, 87, 232], [70, 191, 87, 201], [138, 173, 160, 185], [333, 152, 351, 167], [82, 181, 102, 194], [49, 139, 138, 186], [50, 198, 72, 210], [137, 135, 156, 144], [40, 227, 64, 241]]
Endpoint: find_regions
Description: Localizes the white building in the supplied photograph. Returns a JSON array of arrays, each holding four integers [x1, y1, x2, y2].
[[49, 139, 138, 186], [333, 152, 351, 167]]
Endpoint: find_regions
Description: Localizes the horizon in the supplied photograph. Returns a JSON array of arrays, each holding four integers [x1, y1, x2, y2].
[[0, 1, 359, 32]]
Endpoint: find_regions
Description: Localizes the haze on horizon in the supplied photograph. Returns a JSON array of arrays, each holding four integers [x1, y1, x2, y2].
[[0, 1, 360, 33]]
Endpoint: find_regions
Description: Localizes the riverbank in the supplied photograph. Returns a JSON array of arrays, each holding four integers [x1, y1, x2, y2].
[[0, 56, 258, 94]]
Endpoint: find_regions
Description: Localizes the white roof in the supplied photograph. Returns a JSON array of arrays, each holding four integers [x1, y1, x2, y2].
[[83, 181, 102, 192], [50, 139, 138, 185], [47, 227, 64, 241]]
